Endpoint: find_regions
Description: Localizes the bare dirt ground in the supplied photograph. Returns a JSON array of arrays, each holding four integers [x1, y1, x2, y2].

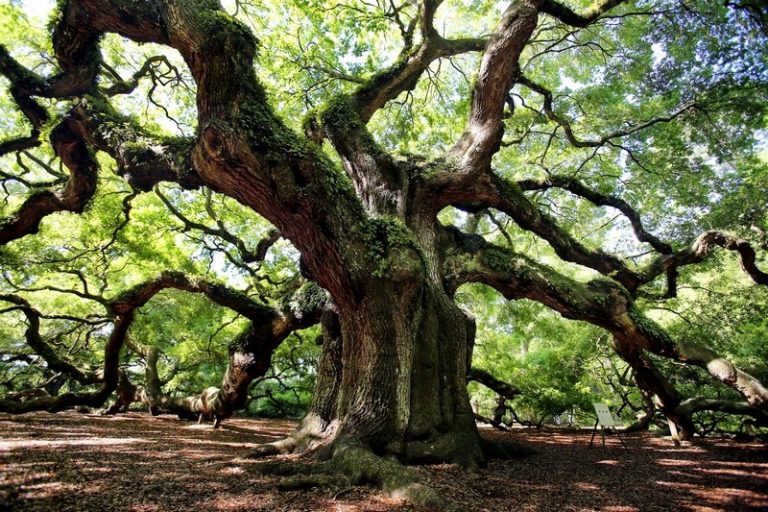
[[1, 412, 766, 512]]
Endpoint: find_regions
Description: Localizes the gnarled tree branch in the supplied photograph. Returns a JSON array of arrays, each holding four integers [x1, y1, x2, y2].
[[156, 187, 280, 264], [467, 367, 520, 400], [450, 0, 541, 172], [517, 175, 673, 254], [443, 229, 768, 431], [539, 0, 626, 28], [0, 118, 98, 245], [518, 75, 696, 150], [642, 230, 768, 292], [0, 295, 101, 386], [111, 278, 326, 423], [0, 310, 133, 414]]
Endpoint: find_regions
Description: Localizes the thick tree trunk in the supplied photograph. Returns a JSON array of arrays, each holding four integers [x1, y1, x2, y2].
[[259, 214, 485, 467], [277, 281, 484, 467]]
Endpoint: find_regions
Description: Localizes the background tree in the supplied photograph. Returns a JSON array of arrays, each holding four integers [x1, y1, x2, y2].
[[1, 0, 767, 506]]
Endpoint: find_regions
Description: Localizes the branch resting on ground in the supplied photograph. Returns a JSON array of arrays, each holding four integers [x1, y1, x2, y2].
[[0, 272, 325, 422], [443, 227, 768, 435]]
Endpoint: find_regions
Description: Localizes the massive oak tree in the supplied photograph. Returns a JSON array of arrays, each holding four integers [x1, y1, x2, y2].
[[1, 0, 767, 505]]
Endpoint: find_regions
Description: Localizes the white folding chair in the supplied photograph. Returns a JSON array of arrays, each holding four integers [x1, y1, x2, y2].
[[589, 402, 628, 450]]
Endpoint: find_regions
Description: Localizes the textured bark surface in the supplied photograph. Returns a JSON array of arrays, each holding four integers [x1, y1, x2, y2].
[[257, 244, 484, 467]]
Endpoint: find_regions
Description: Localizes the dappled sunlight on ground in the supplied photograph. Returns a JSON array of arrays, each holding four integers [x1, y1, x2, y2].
[[1, 412, 766, 511], [0, 436, 150, 450]]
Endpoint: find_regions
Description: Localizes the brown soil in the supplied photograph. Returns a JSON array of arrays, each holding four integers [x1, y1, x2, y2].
[[1, 412, 766, 511]]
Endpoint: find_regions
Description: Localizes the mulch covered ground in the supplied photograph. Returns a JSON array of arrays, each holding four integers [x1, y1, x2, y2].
[[1, 412, 766, 511]]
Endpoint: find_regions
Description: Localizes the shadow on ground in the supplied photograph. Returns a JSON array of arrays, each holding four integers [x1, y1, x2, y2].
[[1, 412, 766, 511]]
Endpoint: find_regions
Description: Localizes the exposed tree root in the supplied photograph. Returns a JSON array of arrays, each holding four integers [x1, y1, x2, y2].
[[246, 459, 322, 478], [244, 428, 533, 510], [329, 442, 451, 509], [245, 435, 460, 510], [245, 414, 338, 458], [275, 473, 351, 491]]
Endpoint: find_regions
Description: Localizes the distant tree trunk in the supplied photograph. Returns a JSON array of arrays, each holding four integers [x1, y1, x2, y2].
[[104, 371, 138, 415], [119, 284, 324, 425], [623, 389, 656, 433]]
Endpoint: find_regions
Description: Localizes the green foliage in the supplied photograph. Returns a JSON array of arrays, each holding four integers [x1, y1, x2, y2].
[[0, 152, 303, 408], [460, 285, 603, 425], [247, 329, 320, 418]]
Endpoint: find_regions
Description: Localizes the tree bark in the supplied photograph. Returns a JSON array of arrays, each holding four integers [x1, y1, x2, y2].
[[251, 215, 486, 467], [267, 277, 484, 467]]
